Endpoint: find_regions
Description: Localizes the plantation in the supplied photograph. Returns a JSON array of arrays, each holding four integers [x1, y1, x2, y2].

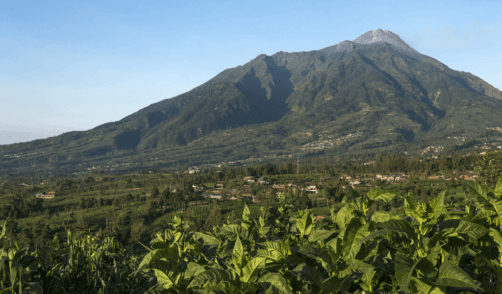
[[1, 176, 502, 293]]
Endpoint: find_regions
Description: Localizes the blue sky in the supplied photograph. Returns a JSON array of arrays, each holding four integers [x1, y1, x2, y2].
[[1, 0, 501, 144]]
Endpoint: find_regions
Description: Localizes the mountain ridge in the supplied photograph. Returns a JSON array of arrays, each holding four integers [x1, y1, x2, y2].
[[2, 29, 502, 174]]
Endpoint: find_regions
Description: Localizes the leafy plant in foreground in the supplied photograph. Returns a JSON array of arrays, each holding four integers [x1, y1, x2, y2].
[[137, 180, 502, 293]]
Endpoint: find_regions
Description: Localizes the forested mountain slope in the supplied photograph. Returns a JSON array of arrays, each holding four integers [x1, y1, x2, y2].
[[2, 29, 502, 174]]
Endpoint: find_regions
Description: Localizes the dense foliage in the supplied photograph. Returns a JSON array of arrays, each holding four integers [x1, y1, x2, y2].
[[3, 176, 502, 293], [0, 155, 480, 250], [136, 178, 502, 293], [475, 151, 502, 186], [0, 226, 152, 293]]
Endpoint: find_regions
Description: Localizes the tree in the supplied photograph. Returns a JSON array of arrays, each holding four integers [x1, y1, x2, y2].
[[161, 188, 171, 206], [151, 186, 160, 198], [99, 185, 106, 196], [299, 191, 310, 210], [6, 219, 20, 239], [145, 199, 158, 222], [76, 209, 89, 231], [112, 198, 120, 209], [322, 186, 334, 207], [202, 204, 223, 232], [130, 221, 149, 244], [476, 151, 502, 186]]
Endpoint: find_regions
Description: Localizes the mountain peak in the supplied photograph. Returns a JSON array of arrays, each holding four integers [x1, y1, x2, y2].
[[353, 29, 418, 54]]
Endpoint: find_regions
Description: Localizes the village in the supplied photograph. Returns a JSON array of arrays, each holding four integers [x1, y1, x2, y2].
[[28, 168, 478, 206], [187, 169, 478, 203]]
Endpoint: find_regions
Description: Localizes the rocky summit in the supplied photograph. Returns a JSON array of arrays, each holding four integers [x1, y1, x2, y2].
[[353, 29, 419, 54], [2, 29, 502, 173]]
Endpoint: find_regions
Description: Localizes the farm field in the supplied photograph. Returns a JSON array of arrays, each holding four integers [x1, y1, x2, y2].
[[0, 152, 500, 292]]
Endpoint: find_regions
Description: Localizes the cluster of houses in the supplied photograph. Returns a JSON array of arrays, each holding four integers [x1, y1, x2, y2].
[[193, 175, 322, 203], [35, 191, 56, 199], [29, 170, 479, 202], [340, 170, 477, 188], [340, 173, 411, 188], [193, 170, 478, 202], [424, 170, 477, 181]]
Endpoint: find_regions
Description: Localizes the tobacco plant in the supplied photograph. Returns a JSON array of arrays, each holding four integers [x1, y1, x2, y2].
[[138, 178, 502, 293], [0, 222, 151, 293], [1, 176, 502, 293]]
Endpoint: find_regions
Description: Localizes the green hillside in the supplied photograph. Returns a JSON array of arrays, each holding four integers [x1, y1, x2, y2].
[[2, 29, 502, 174]]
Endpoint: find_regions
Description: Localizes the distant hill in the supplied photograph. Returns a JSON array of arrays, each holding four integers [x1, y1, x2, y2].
[[2, 28, 502, 174]]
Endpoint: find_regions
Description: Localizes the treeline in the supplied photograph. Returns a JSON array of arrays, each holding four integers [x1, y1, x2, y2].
[[187, 152, 481, 183], [0, 151, 484, 187]]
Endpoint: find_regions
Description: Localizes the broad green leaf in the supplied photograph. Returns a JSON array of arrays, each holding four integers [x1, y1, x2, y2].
[[412, 258, 436, 279], [150, 241, 169, 249], [463, 181, 491, 200], [296, 210, 313, 238], [145, 258, 183, 290], [259, 272, 293, 294], [405, 195, 419, 215], [342, 218, 370, 261], [308, 229, 336, 243], [394, 257, 436, 293], [193, 232, 221, 245], [478, 196, 502, 225], [220, 224, 249, 241], [394, 252, 414, 293], [357, 228, 393, 246], [349, 259, 376, 273], [471, 208, 496, 223], [185, 262, 205, 279], [495, 174, 502, 198], [335, 203, 359, 229], [367, 189, 397, 203], [437, 219, 461, 231], [409, 276, 435, 294], [324, 237, 343, 265], [259, 240, 291, 258], [360, 270, 377, 292], [319, 275, 346, 294], [153, 269, 174, 289], [378, 219, 417, 242], [172, 231, 182, 244], [232, 236, 244, 269], [427, 190, 445, 220], [489, 228, 502, 252], [490, 198, 502, 225], [295, 245, 321, 259], [291, 263, 323, 288], [255, 249, 284, 262], [429, 287, 446, 294], [370, 211, 401, 223], [137, 249, 168, 273], [436, 261, 480, 290], [454, 220, 489, 242], [242, 204, 252, 229], [187, 269, 240, 289], [426, 243, 442, 268], [0, 219, 7, 239], [427, 231, 451, 249], [325, 237, 342, 252], [241, 257, 266, 283]]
